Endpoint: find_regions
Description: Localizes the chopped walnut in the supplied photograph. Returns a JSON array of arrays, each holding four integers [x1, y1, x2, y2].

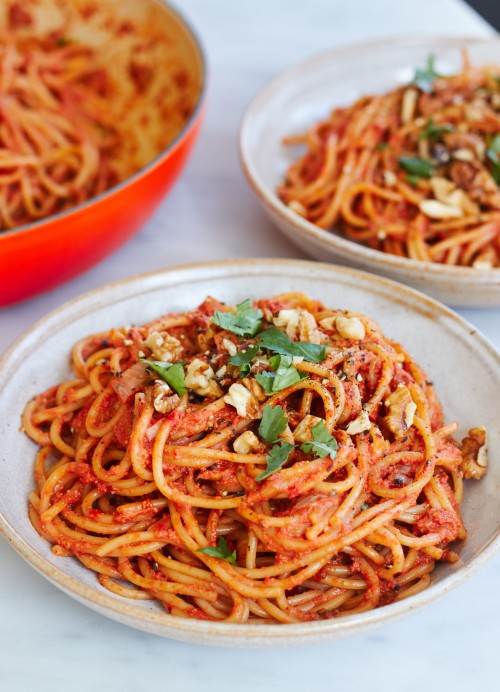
[[185, 358, 223, 398], [449, 161, 500, 209], [224, 383, 260, 418], [385, 385, 417, 438], [401, 87, 418, 124], [419, 199, 463, 219], [233, 430, 260, 454], [152, 380, 180, 414], [144, 331, 183, 362], [335, 314, 365, 340], [345, 410, 371, 435], [460, 426, 488, 480], [241, 376, 267, 402], [222, 338, 237, 356], [273, 309, 300, 339], [298, 310, 323, 344]]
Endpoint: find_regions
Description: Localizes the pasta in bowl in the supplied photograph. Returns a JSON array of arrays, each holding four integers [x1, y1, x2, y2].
[[239, 36, 500, 306], [22, 291, 486, 623], [0, 259, 498, 645]]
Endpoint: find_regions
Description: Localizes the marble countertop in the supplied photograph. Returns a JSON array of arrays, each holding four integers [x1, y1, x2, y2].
[[1, 1, 498, 690]]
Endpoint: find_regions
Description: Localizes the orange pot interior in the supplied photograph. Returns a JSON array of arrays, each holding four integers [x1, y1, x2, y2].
[[0, 0, 205, 306]]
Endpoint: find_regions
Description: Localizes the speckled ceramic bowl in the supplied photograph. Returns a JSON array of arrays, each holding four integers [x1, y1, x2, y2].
[[239, 36, 500, 307], [0, 259, 499, 647]]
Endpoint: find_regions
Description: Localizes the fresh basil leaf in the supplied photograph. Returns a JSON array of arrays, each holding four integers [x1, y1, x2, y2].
[[375, 142, 389, 151], [418, 119, 454, 141], [300, 420, 338, 460], [486, 134, 500, 184], [412, 54, 442, 93], [273, 362, 306, 391], [140, 359, 186, 397], [269, 353, 289, 370], [256, 354, 307, 394], [258, 328, 326, 363], [258, 404, 288, 443], [197, 536, 237, 564], [228, 344, 260, 376], [255, 371, 276, 394], [213, 299, 263, 337], [406, 174, 421, 187], [256, 441, 295, 481], [398, 156, 434, 179]]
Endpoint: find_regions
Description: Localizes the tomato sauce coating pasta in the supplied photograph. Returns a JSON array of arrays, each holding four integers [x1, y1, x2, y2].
[[23, 294, 487, 623], [278, 53, 500, 268], [0, 35, 119, 230]]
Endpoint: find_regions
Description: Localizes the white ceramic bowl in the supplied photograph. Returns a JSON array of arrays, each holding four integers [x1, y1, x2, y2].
[[0, 259, 499, 647], [239, 36, 500, 308]]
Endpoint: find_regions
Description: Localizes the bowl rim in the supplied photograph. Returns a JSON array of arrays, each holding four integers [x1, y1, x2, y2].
[[1, 257, 499, 643], [0, 0, 207, 242], [238, 34, 500, 285]]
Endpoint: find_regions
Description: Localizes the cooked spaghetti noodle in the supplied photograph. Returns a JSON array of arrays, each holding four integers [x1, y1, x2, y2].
[[22, 294, 487, 623], [0, 35, 119, 230], [278, 52, 500, 268]]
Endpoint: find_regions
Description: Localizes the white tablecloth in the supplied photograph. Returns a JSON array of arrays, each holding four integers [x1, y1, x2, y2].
[[1, 1, 498, 690]]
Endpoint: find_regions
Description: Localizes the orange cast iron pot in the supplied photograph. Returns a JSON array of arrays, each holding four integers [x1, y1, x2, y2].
[[0, 0, 206, 306]]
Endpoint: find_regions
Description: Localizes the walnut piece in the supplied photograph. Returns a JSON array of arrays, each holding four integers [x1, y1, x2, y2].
[[385, 384, 417, 438], [144, 331, 183, 362], [233, 430, 260, 454], [185, 358, 223, 398], [224, 383, 260, 418], [152, 381, 180, 414], [335, 314, 365, 340], [345, 410, 371, 435], [460, 426, 488, 480]]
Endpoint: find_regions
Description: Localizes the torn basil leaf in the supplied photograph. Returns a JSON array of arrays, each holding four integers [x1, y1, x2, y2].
[[258, 328, 326, 363], [198, 536, 237, 564], [140, 359, 186, 396], [256, 441, 295, 481], [300, 420, 338, 460], [398, 156, 434, 179], [258, 404, 289, 443], [213, 299, 263, 337], [412, 54, 442, 93], [228, 344, 260, 377]]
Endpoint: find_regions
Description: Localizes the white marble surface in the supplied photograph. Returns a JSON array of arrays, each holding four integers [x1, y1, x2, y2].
[[0, 1, 499, 689]]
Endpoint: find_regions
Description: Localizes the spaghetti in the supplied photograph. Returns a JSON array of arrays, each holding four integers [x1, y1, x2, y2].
[[278, 52, 500, 268], [22, 294, 487, 623], [0, 35, 120, 230]]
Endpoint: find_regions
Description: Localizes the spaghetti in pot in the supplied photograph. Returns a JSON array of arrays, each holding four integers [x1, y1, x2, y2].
[[0, 35, 120, 231], [278, 52, 500, 268], [22, 294, 487, 623]]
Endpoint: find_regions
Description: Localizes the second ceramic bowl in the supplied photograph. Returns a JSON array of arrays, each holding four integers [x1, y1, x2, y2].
[[239, 36, 500, 307]]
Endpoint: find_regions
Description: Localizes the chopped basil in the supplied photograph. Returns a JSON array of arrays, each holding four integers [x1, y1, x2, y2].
[[398, 156, 434, 179], [228, 344, 260, 377], [412, 54, 442, 93], [486, 134, 500, 184], [255, 354, 307, 393], [254, 371, 276, 394], [406, 174, 421, 187], [197, 537, 237, 564], [213, 299, 263, 337], [418, 119, 454, 141], [258, 328, 326, 363], [300, 420, 338, 460], [140, 359, 186, 396], [375, 142, 389, 151], [258, 404, 288, 443], [256, 441, 295, 481]]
